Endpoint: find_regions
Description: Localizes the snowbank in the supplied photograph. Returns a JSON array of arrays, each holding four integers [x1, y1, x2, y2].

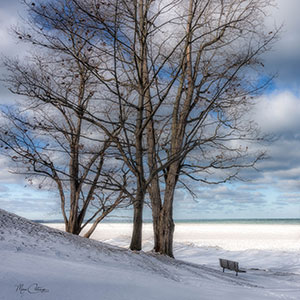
[[1, 209, 300, 300]]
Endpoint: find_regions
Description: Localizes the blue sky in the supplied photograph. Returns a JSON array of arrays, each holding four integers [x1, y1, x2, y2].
[[0, 0, 300, 220]]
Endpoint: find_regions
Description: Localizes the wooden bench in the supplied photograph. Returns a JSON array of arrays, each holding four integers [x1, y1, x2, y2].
[[219, 258, 246, 276]]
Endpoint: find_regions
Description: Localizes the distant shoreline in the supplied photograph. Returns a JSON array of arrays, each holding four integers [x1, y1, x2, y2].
[[34, 218, 300, 225]]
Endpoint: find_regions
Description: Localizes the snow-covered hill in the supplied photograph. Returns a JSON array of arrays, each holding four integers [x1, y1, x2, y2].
[[0, 209, 299, 300]]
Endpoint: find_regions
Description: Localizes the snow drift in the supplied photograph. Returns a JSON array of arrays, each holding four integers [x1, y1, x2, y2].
[[0, 209, 299, 300]]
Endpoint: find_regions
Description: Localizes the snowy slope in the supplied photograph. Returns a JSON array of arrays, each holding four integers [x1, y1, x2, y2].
[[0, 209, 299, 300]]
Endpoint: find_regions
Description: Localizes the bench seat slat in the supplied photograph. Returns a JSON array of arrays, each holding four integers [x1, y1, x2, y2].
[[219, 258, 246, 276]]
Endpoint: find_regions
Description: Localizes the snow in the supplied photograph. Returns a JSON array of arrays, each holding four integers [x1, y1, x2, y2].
[[1, 209, 300, 300]]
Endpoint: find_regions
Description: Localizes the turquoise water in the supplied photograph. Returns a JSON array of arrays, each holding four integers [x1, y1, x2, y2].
[[35, 218, 300, 225], [174, 219, 300, 225]]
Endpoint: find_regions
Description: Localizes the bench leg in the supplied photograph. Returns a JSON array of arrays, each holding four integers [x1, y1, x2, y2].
[[223, 268, 225, 273], [236, 272, 238, 276]]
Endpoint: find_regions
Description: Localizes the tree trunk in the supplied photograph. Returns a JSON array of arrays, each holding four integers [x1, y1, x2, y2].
[[150, 183, 176, 257], [153, 164, 178, 257], [128, 0, 149, 252], [157, 206, 175, 258], [130, 190, 144, 251], [151, 4, 194, 255], [148, 183, 162, 252], [65, 217, 81, 235]]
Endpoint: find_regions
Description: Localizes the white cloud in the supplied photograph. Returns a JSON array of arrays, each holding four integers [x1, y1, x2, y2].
[[254, 91, 300, 134], [0, 156, 25, 185], [0, 0, 26, 55], [0, 0, 29, 104], [263, 0, 300, 88]]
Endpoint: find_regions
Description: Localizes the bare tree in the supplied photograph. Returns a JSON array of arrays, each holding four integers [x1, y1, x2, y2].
[[69, 0, 278, 256], [1, 0, 278, 256], [0, 0, 131, 236], [143, 0, 279, 257]]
